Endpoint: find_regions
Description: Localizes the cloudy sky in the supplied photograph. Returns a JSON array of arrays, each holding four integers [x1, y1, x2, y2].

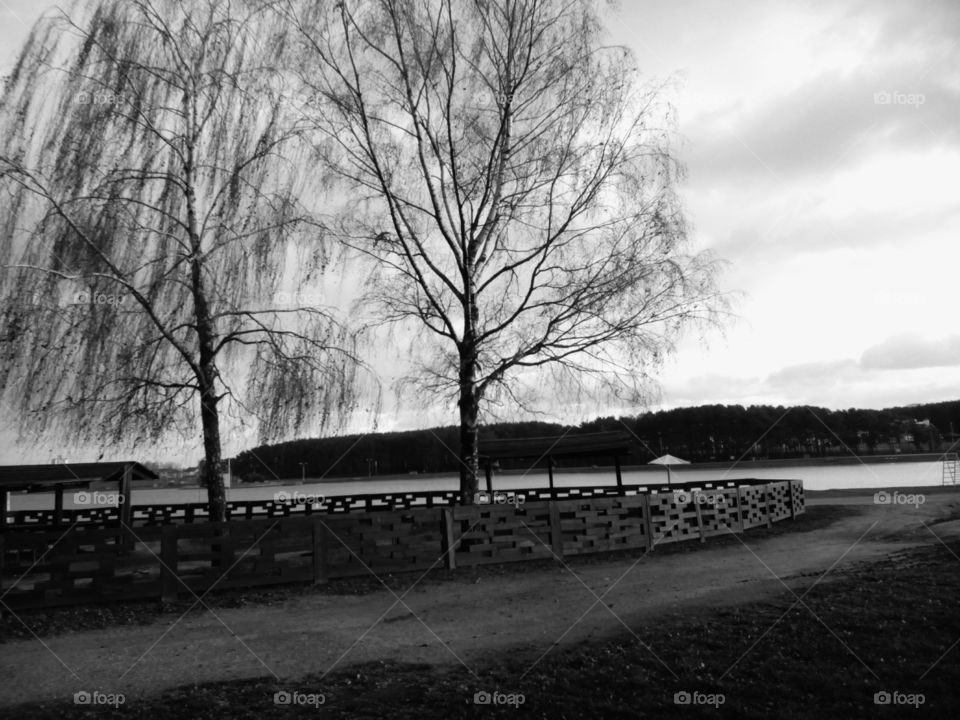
[[1, 0, 959, 461], [605, 0, 960, 411]]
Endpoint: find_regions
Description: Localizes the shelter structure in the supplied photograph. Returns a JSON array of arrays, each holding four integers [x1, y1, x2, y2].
[[479, 431, 633, 497], [0, 462, 157, 530]]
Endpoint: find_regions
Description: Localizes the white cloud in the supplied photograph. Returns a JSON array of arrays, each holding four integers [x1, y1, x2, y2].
[[861, 334, 960, 370]]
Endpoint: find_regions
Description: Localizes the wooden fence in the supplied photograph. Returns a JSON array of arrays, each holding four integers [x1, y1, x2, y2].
[[0, 480, 803, 609], [2, 478, 795, 528]]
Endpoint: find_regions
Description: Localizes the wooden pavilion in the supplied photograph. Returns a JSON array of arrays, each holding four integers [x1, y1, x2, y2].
[[0, 461, 157, 530], [479, 431, 634, 496]]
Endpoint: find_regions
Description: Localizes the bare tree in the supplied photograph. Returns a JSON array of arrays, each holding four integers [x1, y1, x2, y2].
[[0, 0, 366, 520], [283, 0, 727, 504]]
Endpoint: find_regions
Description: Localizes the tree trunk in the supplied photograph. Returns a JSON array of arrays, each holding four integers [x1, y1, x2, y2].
[[199, 377, 227, 522], [458, 341, 481, 505], [191, 252, 225, 521], [184, 112, 227, 522], [190, 253, 227, 522], [458, 381, 480, 505]]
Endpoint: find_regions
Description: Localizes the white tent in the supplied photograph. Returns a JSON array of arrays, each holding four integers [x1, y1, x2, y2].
[[648, 454, 690, 485]]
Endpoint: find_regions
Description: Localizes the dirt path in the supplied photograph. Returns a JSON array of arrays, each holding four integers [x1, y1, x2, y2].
[[2, 491, 959, 707]]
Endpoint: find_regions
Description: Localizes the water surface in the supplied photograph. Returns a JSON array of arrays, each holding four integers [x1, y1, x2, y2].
[[9, 459, 951, 510]]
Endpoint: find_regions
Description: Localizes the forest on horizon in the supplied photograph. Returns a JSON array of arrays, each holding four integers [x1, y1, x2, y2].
[[224, 399, 960, 482]]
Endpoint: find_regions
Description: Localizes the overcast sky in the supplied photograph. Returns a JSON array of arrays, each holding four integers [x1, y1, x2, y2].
[[1, 1, 959, 461], [605, 0, 960, 411]]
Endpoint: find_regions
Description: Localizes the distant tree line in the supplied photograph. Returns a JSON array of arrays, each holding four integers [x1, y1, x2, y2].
[[582, 402, 952, 462], [230, 400, 960, 481]]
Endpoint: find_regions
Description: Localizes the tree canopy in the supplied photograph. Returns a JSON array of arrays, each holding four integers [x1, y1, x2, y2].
[[283, 0, 726, 501], [0, 0, 367, 518]]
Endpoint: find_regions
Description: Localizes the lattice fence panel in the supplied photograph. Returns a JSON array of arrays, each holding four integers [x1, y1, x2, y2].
[[647, 492, 701, 545], [767, 482, 793, 521], [790, 480, 806, 516], [739, 485, 768, 529], [450, 502, 554, 566], [321, 508, 444, 577], [1, 527, 158, 607], [557, 496, 648, 556], [694, 489, 741, 537]]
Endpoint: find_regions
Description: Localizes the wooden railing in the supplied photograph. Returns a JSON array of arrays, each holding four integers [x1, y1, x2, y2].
[[2, 477, 797, 528], [0, 480, 803, 609]]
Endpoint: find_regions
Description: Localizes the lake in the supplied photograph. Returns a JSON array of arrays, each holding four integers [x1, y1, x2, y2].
[[8, 458, 953, 510]]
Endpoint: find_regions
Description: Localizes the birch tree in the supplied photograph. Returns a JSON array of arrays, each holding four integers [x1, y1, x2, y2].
[[284, 0, 726, 504], [0, 0, 364, 520]]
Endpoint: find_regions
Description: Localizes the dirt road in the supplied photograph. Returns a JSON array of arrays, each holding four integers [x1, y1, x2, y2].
[[2, 489, 958, 707]]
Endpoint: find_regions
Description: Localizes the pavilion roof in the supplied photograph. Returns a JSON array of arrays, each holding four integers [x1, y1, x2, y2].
[[0, 461, 157, 493]]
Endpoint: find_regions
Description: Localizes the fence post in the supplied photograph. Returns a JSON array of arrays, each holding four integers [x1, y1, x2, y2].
[[119, 464, 133, 530], [642, 493, 654, 551], [736, 486, 745, 533], [694, 495, 705, 543], [311, 517, 329, 585], [54, 487, 64, 527], [160, 524, 178, 603], [763, 484, 773, 528], [443, 508, 457, 570], [549, 501, 563, 558]]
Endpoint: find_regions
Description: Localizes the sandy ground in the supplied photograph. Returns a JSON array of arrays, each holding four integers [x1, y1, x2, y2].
[[2, 488, 959, 707]]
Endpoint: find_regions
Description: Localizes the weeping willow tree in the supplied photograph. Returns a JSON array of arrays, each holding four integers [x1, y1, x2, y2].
[[0, 0, 365, 520], [283, 0, 727, 503]]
